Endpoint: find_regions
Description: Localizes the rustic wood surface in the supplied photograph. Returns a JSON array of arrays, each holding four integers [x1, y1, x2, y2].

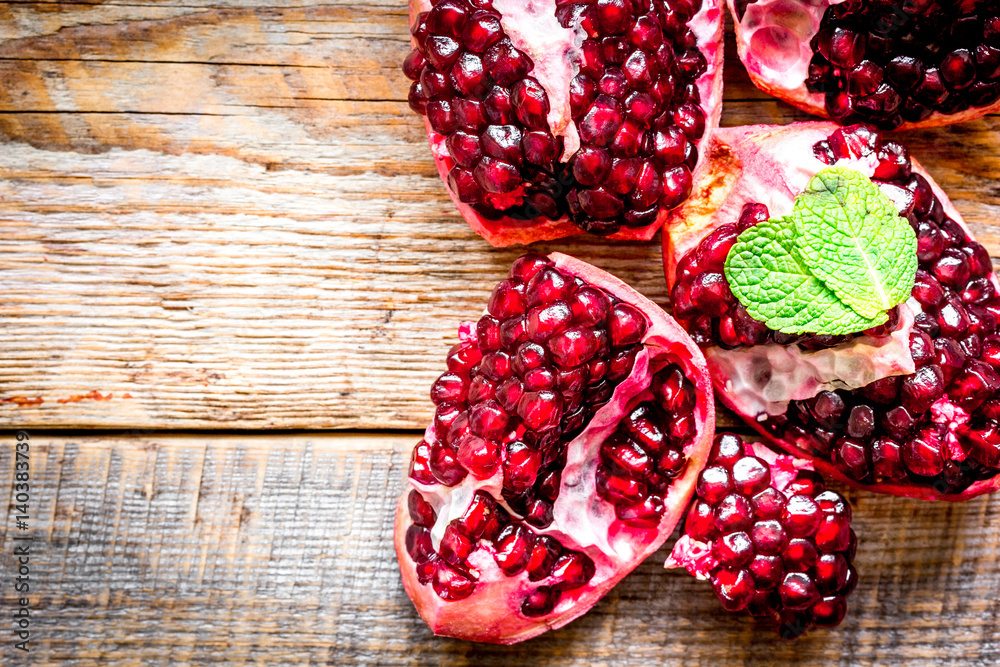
[[2, 433, 1000, 665], [0, 1, 997, 429], [1, 1, 1000, 664]]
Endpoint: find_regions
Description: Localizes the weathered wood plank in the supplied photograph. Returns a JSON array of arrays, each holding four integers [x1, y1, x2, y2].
[[1, 433, 998, 664], [0, 3, 998, 430]]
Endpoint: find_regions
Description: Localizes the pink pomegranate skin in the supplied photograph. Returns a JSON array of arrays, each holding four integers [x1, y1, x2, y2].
[[406, 0, 726, 246], [663, 122, 1000, 502], [729, 0, 1000, 130], [395, 252, 715, 643]]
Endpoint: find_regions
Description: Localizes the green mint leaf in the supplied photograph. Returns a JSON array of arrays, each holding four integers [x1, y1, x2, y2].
[[724, 217, 888, 335], [790, 167, 917, 320]]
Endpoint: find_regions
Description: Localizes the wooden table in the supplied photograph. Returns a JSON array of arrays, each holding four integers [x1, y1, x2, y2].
[[1, 2, 999, 664]]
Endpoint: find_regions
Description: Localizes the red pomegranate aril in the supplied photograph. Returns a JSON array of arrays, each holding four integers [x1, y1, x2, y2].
[[406, 524, 434, 562], [712, 568, 755, 611], [433, 562, 477, 601], [934, 248, 973, 288], [440, 524, 475, 565], [870, 437, 905, 479], [913, 269, 945, 306], [410, 440, 437, 485], [697, 465, 733, 504], [504, 442, 542, 495], [712, 531, 754, 568], [732, 456, 770, 495], [521, 586, 559, 616], [811, 595, 848, 628], [408, 489, 437, 527], [752, 519, 787, 555], [834, 437, 870, 481], [494, 524, 534, 575], [900, 365, 946, 414], [781, 495, 822, 538], [782, 538, 819, 573], [780, 572, 821, 611], [715, 493, 755, 533], [903, 428, 946, 477], [551, 552, 596, 591], [686, 499, 718, 541], [749, 554, 784, 589], [941, 49, 977, 90], [950, 360, 1000, 405], [846, 405, 876, 440], [597, 467, 648, 504], [525, 535, 561, 581]]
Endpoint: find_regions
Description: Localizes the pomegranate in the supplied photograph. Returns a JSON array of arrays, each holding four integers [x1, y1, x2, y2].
[[664, 122, 1000, 500], [729, 0, 1000, 129], [667, 433, 858, 639], [394, 252, 715, 643], [403, 0, 725, 245]]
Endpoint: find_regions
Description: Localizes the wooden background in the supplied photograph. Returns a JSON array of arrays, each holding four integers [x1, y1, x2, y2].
[[0, 1, 999, 664]]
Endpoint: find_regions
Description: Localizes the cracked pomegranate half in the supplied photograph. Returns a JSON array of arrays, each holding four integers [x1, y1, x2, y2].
[[663, 122, 1000, 500], [404, 0, 725, 245], [667, 434, 859, 639], [729, 0, 1000, 130], [395, 252, 715, 643]]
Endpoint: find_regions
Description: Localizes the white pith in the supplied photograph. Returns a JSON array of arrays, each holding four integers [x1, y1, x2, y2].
[[701, 128, 917, 418], [738, 0, 840, 105], [707, 300, 916, 417], [495, 0, 584, 159]]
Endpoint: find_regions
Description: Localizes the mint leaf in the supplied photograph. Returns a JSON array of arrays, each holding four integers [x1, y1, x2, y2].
[[724, 218, 888, 335], [790, 167, 917, 320]]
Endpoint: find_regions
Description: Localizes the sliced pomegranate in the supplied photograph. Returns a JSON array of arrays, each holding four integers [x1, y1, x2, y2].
[[729, 0, 1000, 129], [667, 434, 858, 639], [663, 122, 1000, 501], [395, 252, 715, 643], [404, 0, 725, 246]]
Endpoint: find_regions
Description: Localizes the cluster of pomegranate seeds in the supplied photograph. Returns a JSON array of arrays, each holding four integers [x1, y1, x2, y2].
[[672, 123, 1000, 493], [403, 0, 710, 235], [595, 366, 694, 525], [405, 486, 598, 613], [800, 0, 1000, 128], [680, 434, 858, 639], [407, 253, 658, 603]]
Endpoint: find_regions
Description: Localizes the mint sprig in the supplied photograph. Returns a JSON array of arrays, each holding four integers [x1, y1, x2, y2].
[[791, 168, 917, 320], [724, 167, 916, 336]]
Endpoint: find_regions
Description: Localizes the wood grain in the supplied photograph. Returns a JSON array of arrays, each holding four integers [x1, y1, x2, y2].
[[0, 2, 997, 429], [0, 433, 997, 665]]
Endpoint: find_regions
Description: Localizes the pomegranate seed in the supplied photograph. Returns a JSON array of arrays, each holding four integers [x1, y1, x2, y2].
[[712, 531, 754, 569], [521, 586, 559, 616], [408, 490, 437, 526], [712, 568, 755, 611], [781, 495, 822, 538], [715, 493, 755, 533]]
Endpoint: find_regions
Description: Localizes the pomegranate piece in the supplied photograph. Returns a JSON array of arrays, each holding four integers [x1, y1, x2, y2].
[[667, 435, 858, 639], [665, 122, 1000, 501], [404, 0, 726, 246], [729, 0, 1000, 129], [395, 252, 715, 643]]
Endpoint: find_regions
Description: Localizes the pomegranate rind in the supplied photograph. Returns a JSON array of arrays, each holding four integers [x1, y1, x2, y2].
[[408, 0, 726, 246], [727, 0, 1000, 131], [395, 253, 716, 644], [662, 121, 1000, 501]]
